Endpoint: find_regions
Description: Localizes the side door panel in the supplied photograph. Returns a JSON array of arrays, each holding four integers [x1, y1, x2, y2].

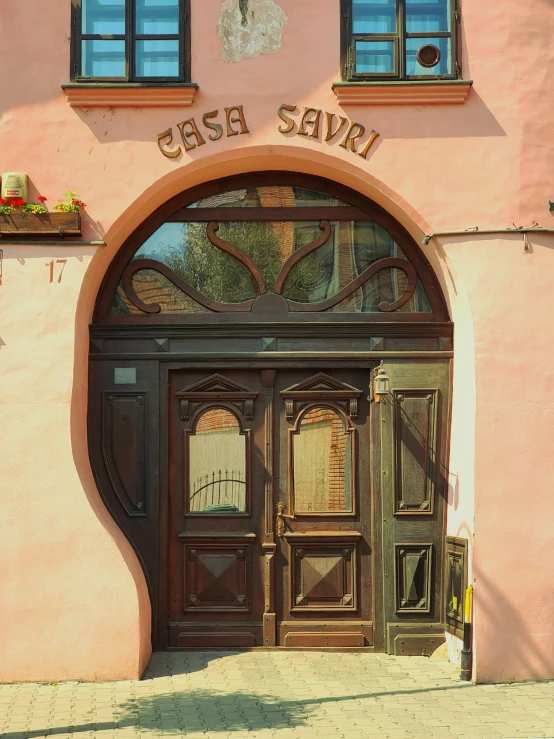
[[88, 360, 161, 641], [380, 359, 451, 656]]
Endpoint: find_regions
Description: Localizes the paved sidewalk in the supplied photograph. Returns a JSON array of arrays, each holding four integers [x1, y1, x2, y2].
[[1, 651, 554, 739]]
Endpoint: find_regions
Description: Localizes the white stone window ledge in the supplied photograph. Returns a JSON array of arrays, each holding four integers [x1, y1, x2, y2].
[[332, 80, 473, 106], [62, 83, 198, 108]]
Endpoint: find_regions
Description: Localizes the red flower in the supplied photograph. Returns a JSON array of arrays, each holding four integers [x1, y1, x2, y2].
[[37, 196, 47, 202], [0, 199, 5, 204]]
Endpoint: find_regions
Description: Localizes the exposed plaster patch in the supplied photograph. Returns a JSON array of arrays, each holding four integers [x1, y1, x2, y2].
[[217, 0, 287, 63]]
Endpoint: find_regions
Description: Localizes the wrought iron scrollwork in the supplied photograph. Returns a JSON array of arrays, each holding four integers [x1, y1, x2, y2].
[[121, 258, 255, 314], [287, 257, 418, 313], [120, 218, 419, 315]]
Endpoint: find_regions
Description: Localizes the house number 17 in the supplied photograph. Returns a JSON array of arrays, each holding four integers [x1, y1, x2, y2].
[[46, 259, 67, 284]]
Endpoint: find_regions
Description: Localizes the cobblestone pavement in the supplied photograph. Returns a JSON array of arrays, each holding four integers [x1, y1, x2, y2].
[[1, 651, 554, 739]]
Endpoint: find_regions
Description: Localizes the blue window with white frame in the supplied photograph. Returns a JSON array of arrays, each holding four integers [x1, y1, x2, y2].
[[72, 0, 190, 82], [345, 0, 459, 80]]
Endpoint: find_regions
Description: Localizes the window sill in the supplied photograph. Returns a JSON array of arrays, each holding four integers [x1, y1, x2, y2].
[[62, 83, 199, 108], [332, 80, 473, 106]]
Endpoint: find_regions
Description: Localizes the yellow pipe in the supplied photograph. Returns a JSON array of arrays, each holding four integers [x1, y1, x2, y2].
[[464, 585, 473, 624]]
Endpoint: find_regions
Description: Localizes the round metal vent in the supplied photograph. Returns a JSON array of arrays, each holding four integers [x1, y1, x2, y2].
[[416, 44, 441, 69]]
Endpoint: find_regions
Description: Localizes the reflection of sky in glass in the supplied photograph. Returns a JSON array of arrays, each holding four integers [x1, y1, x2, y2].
[[136, 0, 179, 34], [82, 40, 125, 77], [406, 0, 450, 33], [82, 0, 125, 34], [133, 223, 186, 261], [135, 40, 179, 78], [352, 0, 396, 34], [355, 41, 395, 75]]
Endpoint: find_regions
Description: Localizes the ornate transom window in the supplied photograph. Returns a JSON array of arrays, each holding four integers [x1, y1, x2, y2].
[[99, 175, 447, 322]]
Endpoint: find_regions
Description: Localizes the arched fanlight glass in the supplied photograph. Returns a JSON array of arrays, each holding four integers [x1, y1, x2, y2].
[[100, 179, 446, 322]]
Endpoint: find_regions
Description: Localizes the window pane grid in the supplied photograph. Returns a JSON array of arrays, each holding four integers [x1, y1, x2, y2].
[[76, 0, 186, 81], [347, 0, 457, 80]]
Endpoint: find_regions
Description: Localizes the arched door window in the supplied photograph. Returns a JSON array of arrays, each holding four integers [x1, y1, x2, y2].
[[95, 174, 447, 322]]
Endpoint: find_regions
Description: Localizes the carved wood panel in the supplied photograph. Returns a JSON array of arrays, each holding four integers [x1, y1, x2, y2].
[[381, 361, 450, 651], [395, 544, 433, 613], [393, 390, 438, 514], [291, 544, 356, 611], [101, 392, 147, 516], [184, 544, 250, 612]]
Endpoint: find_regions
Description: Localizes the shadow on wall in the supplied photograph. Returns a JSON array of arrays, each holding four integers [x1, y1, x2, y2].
[[69, 246, 153, 675], [474, 565, 554, 682], [72, 88, 505, 152]]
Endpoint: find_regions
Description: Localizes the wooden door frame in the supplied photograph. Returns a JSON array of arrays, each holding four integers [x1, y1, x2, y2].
[[87, 170, 454, 652], [157, 358, 386, 650], [89, 328, 453, 653]]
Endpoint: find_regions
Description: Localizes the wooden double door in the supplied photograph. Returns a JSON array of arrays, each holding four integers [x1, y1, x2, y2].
[[167, 366, 375, 648]]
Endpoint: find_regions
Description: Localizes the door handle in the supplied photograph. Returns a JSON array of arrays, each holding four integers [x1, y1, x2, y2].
[[275, 502, 294, 538]]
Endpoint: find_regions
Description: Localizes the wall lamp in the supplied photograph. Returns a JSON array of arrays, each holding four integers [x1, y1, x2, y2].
[[372, 362, 390, 403], [549, 201, 554, 212]]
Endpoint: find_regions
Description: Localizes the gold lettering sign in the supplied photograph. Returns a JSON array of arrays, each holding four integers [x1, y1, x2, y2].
[[277, 104, 379, 160], [156, 105, 250, 159], [156, 104, 379, 160]]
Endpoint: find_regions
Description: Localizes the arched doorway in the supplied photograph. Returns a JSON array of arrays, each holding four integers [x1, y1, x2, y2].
[[89, 172, 452, 653]]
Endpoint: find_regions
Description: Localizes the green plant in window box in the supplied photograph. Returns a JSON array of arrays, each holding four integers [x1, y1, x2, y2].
[[0, 194, 82, 236], [53, 191, 86, 213], [0, 199, 16, 215]]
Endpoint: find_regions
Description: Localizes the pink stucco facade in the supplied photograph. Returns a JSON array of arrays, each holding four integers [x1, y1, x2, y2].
[[1, 0, 553, 683]]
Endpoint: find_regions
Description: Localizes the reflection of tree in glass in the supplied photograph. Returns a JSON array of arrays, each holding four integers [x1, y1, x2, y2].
[[162, 222, 283, 303], [282, 241, 336, 303], [111, 220, 345, 313], [160, 221, 329, 304]]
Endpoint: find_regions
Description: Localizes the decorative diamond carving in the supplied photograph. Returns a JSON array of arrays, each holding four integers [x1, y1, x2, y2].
[[291, 543, 356, 611], [154, 338, 169, 352], [261, 337, 277, 352], [395, 544, 433, 613], [185, 545, 249, 612]]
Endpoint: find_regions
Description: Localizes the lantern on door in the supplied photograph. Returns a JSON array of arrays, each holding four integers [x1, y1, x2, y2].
[[373, 362, 390, 403]]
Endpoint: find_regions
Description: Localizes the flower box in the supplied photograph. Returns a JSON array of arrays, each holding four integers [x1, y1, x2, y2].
[[0, 211, 81, 236]]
